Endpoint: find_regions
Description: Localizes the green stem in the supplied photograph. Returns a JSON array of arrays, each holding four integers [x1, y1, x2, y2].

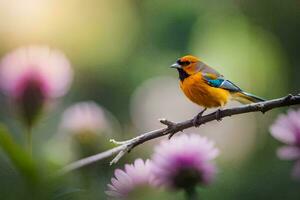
[[26, 127, 33, 157], [185, 187, 198, 200]]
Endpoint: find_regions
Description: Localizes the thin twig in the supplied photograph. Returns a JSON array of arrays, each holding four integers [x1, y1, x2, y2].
[[56, 145, 126, 176], [57, 94, 300, 175]]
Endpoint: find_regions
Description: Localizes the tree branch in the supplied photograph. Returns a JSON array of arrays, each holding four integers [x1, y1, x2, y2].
[[57, 94, 300, 176]]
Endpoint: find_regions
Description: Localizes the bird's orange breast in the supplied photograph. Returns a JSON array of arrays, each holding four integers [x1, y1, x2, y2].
[[179, 73, 230, 108]]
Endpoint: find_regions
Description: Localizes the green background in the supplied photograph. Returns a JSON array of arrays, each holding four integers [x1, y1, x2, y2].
[[0, 0, 299, 199]]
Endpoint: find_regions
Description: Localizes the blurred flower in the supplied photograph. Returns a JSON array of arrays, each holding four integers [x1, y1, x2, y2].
[[270, 109, 300, 180], [62, 101, 109, 134], [60, 101, 112, 139], [0, 45, 73, 127], [106, 159, 156, 199], [45, 101, 119, 163], [151, 134, 219, 191], [59, 101, 115, 157]]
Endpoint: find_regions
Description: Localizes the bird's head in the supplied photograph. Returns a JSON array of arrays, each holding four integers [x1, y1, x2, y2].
[[170, 55, 202, 81]]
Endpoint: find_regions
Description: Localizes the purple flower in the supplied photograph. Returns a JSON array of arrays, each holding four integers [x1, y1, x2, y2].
[[106, 159, 156, 199], [151, 134, 219, 190], [270, 109, 300, 180], [0, 46, 73, 127]]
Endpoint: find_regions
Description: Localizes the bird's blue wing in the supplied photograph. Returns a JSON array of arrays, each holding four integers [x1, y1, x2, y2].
[[203, 74, 242, 92]]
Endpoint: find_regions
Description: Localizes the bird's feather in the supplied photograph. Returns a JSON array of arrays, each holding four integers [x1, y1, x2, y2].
[[203, 73, 242, 92], [197, 62, 222, 76], [234, 91, 265, 103]]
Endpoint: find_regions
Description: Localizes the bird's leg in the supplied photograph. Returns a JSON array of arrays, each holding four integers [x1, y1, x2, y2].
[[215, 108, 223, 121], [193, 108, 207, 127]]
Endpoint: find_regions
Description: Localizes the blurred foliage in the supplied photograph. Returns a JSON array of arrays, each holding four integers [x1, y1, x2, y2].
[[0, 0, 299, 199], [0, 125, 37, 182]]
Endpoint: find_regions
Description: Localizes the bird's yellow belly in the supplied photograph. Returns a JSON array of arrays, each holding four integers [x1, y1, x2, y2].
[[180, 75, 230, 108]]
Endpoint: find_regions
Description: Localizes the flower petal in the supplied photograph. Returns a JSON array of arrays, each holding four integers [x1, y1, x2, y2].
[[151, 133, 219, 189], [106, 159, 155, 198], [277, 146, 300, 160]]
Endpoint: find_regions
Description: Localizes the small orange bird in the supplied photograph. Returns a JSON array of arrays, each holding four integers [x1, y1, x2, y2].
[[170, 55, 265, 125]]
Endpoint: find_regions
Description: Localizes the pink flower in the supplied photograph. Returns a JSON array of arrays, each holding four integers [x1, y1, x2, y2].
[[60, 101, 111, 136], [270, 109, 300, 180], [151, 134, 219, 190], [0, 46, 73, 127], [106, 159, 156, 199]]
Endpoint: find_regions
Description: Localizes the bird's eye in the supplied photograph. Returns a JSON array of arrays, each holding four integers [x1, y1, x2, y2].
[[177, 60, 191, 66], [181, 61, 190, 66], [176, 59, 181, 64]]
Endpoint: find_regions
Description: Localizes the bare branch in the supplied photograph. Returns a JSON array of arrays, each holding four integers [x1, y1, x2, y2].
[[110, 143, 133, 165], [56, 145, 126, 176], [57, 94, 300, 176]]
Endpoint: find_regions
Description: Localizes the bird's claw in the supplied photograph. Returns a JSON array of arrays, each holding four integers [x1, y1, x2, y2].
[[193, 116, 200, 127], [193, 108, 207, 127], [215, 109, 222, 121], [284, 94, 293, 102]]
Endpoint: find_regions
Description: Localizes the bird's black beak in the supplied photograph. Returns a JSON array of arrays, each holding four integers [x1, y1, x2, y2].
[[170, 63, 181, 69]]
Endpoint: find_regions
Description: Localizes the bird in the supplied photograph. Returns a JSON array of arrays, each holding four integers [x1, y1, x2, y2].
[[170, 55, 265, 126]]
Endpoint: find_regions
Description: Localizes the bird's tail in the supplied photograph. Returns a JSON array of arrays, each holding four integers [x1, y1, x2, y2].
[[231, 91, 265, 104]]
